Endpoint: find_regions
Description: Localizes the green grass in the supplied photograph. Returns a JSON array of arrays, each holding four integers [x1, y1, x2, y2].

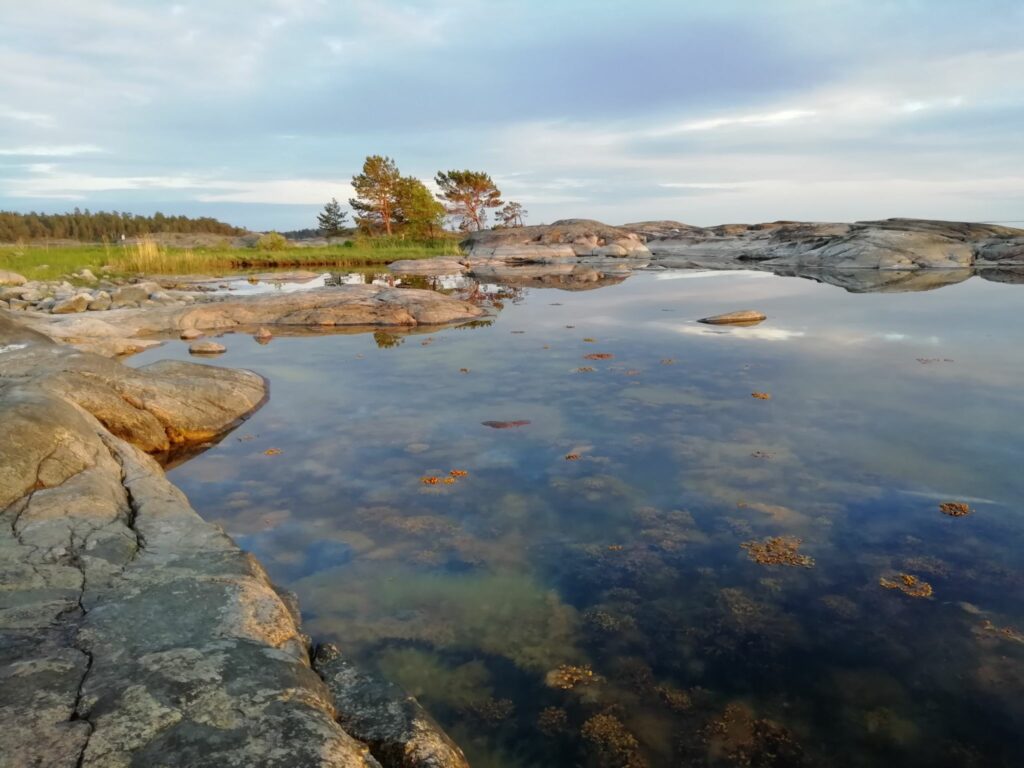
[[0, 239, 462, 281]]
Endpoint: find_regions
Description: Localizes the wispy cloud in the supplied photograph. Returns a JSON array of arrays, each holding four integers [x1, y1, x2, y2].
[[0, 145, 104, 157]]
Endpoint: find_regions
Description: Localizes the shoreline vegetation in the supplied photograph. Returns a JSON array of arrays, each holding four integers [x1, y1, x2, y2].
[[0, 235, 462, 280]]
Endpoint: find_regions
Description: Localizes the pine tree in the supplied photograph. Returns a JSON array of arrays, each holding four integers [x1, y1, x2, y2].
[[395, 177, 446, 239], [349, 156, 403, 236], [434, 170, 503, 231], [317, 198, 349, 237], [496, 201, 527, 228]]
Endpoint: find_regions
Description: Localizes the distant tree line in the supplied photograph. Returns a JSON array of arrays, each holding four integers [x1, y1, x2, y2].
[[0, 209, 245, 242], [319, 155, 528, 239]]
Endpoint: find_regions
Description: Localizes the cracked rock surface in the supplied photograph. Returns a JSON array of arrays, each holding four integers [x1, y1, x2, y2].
[[1, 312, 458, 767]]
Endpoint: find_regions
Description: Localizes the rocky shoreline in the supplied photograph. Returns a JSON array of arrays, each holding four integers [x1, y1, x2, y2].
[[0, 291, 478, 766], [447, 217, 1024, 293]]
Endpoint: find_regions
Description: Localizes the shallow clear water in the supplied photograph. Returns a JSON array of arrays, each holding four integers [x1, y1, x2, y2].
[[132, 270, 1024, 767]]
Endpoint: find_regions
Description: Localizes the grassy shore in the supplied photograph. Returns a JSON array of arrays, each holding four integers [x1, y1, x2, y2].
[[0, 238, 460, 281]]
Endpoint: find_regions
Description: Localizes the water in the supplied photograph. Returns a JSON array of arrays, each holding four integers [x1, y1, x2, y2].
[[131, 269, 1024, 767]]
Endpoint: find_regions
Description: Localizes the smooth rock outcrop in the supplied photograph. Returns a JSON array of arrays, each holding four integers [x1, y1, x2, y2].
[[189, 340, 227, 355], [463, 219, 651, 261], [0, 316, 384, 767]]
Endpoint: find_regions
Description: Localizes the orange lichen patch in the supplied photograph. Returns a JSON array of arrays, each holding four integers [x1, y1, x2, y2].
[[584, 353, 614, 360], [980, 619, 1024, 644], [565, 453, 581, 461], [580, 714, 646, 768], [545, 664, 596, 690], [449, 469, 469, 477], [939, 501, 971, 517], [420, 476, 440, 485], [751, 392, 772, 400], [740, 536, 814, 567], [262, 448, 282, 456], [575, 366, 596, 373], [880, 573, 933, 598], [537, 707, 568, 735]]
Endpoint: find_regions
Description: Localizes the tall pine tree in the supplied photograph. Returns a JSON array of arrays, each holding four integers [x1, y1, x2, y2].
[[317, 198, 348, 237]]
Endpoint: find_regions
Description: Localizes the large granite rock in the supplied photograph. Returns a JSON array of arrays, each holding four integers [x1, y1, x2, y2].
[[0, 270, 27, 286], [0, 313, 464, 767], [462, 219, 651, 261]]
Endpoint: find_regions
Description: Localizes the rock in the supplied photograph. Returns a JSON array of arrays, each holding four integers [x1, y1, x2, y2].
[[0, 269, 27, 286], [699, 310, 767, 325], [76, 268, 97, 282], [189, 340, 227, 355], [111, 281, 161, 306], [314, 645, 469, 768], [0, 318, 381, 767], [6, 298, 30, 311], [180, 328, 204, 340], [0, 299, 8, 310], [50, 293, 91, 314], [462, 219, 651, 260], [87, 291, 112, 311], [254, 326, 273, 342]]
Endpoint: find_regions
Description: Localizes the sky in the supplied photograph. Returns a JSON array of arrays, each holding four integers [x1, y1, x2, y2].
[[1, 0, 1022, 231]]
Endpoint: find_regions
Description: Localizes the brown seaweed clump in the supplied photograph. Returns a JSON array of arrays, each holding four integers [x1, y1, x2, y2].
[[741, 537, 814, 568], [565, 453, 581, 461], [537, 707, 568, 735], [464, 697, 515, 723], [939, 501, 971, 517], [980, 619, 1024, 644], [704, 702, 805, 767], [420, 476, 440, 485], [656, 684, 693, 712], [545, 664, 596, 690], [879, 573, 934, 598], [584, 353, 614, 360], [751, 392, 772, 400], [575, 366, 596, 373], [580, 713, 648, 768]]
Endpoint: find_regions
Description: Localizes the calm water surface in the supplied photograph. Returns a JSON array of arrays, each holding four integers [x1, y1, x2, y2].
[[132, 270, 1024, 767]]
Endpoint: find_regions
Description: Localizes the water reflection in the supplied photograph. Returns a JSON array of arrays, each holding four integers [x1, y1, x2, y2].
[[131, 270, 1024, 767]]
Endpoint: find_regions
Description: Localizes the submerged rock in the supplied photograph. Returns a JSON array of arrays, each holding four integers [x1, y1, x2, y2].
[[313, 644, 470, 768]]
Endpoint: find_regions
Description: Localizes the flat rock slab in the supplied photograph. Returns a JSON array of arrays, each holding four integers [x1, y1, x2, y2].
[[189, 340, 227, 355], [699, 310, 767, 325]]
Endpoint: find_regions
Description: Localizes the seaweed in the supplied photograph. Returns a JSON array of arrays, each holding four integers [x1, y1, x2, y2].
[[879, 573, 933, 598], [740, 537, 814, 567]]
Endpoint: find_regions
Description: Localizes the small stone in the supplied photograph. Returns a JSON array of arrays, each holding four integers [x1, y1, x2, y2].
[[699, 310, 767, 325], [77, 268, 97, 282], [189, 340, 226, 355], [254, 327, 273, 343]]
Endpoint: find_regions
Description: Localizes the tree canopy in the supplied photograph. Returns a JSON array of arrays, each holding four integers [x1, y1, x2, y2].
[[394, 177, 446, 239], [0, 209, 244, 243], [495, 201, 527, 228], [349, 155, 403, 236], [434, 170, 503, 231]]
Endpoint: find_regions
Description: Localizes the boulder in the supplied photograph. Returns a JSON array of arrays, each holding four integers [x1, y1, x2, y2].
[[180, 328, 204, 340], [50, 293, 91, 314], [0, 269, 27, 286], [87, 291, 112, 311]]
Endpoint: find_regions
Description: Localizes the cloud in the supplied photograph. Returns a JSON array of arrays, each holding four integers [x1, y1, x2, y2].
[[0, 145, 104, 157]]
